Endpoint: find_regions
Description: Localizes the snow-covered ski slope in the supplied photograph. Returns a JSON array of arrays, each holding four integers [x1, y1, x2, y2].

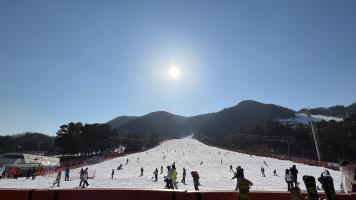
[[0, 137, 341, 191]]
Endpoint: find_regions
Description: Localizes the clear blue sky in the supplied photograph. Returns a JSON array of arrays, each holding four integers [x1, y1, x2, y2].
[[1, 0, 355, 135]]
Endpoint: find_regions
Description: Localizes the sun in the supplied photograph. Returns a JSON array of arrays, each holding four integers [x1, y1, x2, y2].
[[169, 66, 180, 79]]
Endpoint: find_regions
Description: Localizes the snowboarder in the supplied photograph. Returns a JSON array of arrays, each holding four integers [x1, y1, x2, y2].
[[65, 167, 70, 181], [191, 171, 200, 191], [340, 160, 356, 193], [140, 167, 144, 176], [261, 166, 265, 177], [285, 169, 293, 191], [111, 169, 114, 179], [230, 165, 233, 172], [181, 168, 186, 184], [53, 171, 61, 187], [172, 165, 178, 189], [273, 169, 277, 176], [290, 165, 299, 186], [153, 168, 158, 182], [160, 166, 163, 174]]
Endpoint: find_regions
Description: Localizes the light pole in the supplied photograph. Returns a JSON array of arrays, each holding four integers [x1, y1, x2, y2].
[[306, 109, 322, 161]]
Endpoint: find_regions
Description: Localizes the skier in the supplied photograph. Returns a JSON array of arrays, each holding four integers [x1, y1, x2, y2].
[[140, 167, 144, 176], [273, 169, 277, 176], [117, 164, 123, 170], [53, 171, 61, 187], [82, 168, 89, 188], [191, 171, 200, 191], [340, 160, 356, 193], [261, 166, 265, 177], [181, 168, 186, 184], [263, 161, 268, 166], [65, 167, 70, 181], [153, 168, 158, 182], [200, 161, 203, 165], [172, 165, 178, 189], [285, 169, 293, 191], [290, 165, 299, 186], [160, 166, 163, 174], [230, 165, 233, 172], [111, 169, 114, 179], [126, 158, 129, 165]]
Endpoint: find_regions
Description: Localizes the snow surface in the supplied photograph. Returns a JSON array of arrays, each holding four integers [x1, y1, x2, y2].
[[279, 113, 343, 125], [0, 137, 341, 191]]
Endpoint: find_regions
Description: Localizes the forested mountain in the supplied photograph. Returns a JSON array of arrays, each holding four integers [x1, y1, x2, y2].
[[0, 132, 55, 154], [197, 100, 295, 137], [299, 102, 356, 118]]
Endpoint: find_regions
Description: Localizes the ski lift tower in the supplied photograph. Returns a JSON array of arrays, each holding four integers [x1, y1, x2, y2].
[[306, 109, 322, 161]]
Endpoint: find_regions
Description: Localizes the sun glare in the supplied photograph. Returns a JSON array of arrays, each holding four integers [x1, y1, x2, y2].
[[169, 66, 180, 79]]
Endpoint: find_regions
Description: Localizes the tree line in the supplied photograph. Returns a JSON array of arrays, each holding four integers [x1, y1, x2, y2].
[[0, 122, 160, 157], [196, 114, 356, 163]]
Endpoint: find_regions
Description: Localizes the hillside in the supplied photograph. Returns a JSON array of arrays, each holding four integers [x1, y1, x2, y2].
[[115, 111, 189, 139], [197, 100, 295, 137], [107, 116, 137, 129]]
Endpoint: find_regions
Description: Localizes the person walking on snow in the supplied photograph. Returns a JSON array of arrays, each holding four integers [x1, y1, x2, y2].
[[160, 166, 163, 174], [79, 168, 84, 187], [172, 165, 178, 189], [126, 158, 129, 165], [65, 167, 70, 181], [181, 168, 186, 184], [82, 168, 89, 188], [230, 165, 233, 172], [165, 166, 173, 189], [285, 169, 293, 191], [232, 166, 244, 191], [261, 166, 265, 177], [290, 165, 299, 186], [153, 168, 158, 182], [111, 169, 114, 179], [53, 171, 61, 187], [191, 171, 200, 191]]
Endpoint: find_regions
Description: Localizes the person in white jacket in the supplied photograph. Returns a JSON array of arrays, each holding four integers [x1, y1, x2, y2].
[[340, 161, 356, 193]]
